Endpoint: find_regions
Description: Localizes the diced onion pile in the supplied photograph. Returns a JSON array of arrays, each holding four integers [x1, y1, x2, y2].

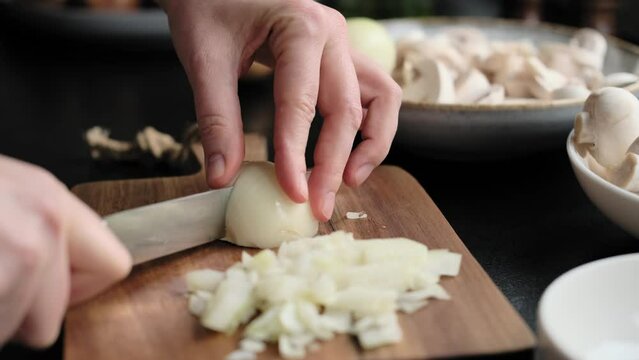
[[185, 231, 462, 360]]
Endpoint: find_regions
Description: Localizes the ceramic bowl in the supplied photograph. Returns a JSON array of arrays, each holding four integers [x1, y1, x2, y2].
[[566, 131, 639, 238], [537, 253, 639, 360], [385, 17, 639, 160]]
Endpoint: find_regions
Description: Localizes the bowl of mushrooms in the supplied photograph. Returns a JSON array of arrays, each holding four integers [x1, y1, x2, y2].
[[382, 17, 639, 159], [567, 87, 639, 238]]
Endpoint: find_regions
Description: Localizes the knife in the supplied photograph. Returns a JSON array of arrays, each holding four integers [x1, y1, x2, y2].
[[104, 187, 232, 265]]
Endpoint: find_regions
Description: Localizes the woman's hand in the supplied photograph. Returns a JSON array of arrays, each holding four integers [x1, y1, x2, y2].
[[162, 0, 401, 221], [0, 155, 132, 347]]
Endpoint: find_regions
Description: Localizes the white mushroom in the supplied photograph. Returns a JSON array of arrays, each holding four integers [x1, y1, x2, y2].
[[574, 87, 639, 168], [454, 68, 491, 103], [552, 84, 590, 100], [392, 51, 420, 86], [503, 79, 534, 98], [477, 84, 505, 104], [441, 27, 491, 61], [393, 26, 630, 106], [420, 38, 470, 80], [570, 28, 607, 58], [395, 37, 469, 80], [490, 55, 531, 98], [539, 42, 581, 78], [402, 58, 455, 103], [569, 29, 607, 71], [609, 152, 639, 192], [490, 40, 537, 57], [526, 57, 568, 100], [491, 55, 527, 83], [581, 67, 605, 90], [604, 72, 639, 88]]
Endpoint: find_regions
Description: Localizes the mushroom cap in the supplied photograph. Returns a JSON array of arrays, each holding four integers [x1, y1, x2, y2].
[[570, 28, 607, 57], [579, 87, 639, 168]]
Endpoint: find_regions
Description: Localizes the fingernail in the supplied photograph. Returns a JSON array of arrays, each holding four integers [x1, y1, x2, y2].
[[208, 154, 225, 181], [321, 192, 336, 220], [355, 163, 376, 185], [299, 171, 309, 200]]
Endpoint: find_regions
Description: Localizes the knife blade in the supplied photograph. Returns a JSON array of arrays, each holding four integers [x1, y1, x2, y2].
[[104, 187, 232, 265]]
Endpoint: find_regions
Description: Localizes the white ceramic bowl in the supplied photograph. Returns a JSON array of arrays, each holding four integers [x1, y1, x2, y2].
[[385, 17, 639, 160], [537, 253, 639, 360], [566, 131, 639, 238]]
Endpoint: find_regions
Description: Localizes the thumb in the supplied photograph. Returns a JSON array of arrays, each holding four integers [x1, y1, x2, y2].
[[188, 44, 245, 188], [66, 194, 132, 305]]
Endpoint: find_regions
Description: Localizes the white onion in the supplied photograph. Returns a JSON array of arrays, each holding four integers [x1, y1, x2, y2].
[[224, 162, 318, 248], [186, 231, 462, 359], [346, 17, 396, 74]]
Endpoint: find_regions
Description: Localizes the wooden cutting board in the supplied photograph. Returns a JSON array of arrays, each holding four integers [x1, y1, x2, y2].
[[64, 133, 535, 360]]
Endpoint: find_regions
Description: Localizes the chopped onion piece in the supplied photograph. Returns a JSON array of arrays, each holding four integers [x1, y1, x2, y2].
[[425, 249, 462, 276], [239, 338, 266, 353], [346, 211, 368, 219], [356, 313, 403, 349], [185, 269, 224, 292], [187, 290, 212, 317], [279, 334, 306, 359], [279, 302, 305, 334], [320, 309, 352, 333], [200, 269, 255, 334], [245, 307, 282, 341], [399, 284, 450, 302], [331, 287, 398, 316], [397, 299, 428, 313]]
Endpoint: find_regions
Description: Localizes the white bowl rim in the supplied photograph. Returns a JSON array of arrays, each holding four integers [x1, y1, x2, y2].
[[566, 130, 639, 202], [537, 252, 639, 359], [386, 16, 639, 112]]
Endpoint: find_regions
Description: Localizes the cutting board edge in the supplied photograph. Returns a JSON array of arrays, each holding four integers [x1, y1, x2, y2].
[[64, 161, 539, 359], [381, 165, 537, 348]]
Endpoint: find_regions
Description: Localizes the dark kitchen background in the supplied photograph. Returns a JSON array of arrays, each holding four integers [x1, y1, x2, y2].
[[0, 0, 638, 359]]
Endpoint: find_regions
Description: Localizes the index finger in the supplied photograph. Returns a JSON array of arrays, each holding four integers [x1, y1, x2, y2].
[[66, 195, 132, 305], [343, 51, 401, 187], [309, 11, 363, 221], [270, 13, 326, 203]]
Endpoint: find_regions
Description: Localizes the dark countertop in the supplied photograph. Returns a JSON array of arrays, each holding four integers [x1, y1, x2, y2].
[[1, 9, 638, 360]]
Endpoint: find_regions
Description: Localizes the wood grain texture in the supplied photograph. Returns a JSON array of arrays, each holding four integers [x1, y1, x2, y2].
[[64, 134, 535, 360]]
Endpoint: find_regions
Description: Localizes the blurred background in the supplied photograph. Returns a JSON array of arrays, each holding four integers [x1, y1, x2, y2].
[[2, 0, 638, 41], [1, 1, 639, 360]]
